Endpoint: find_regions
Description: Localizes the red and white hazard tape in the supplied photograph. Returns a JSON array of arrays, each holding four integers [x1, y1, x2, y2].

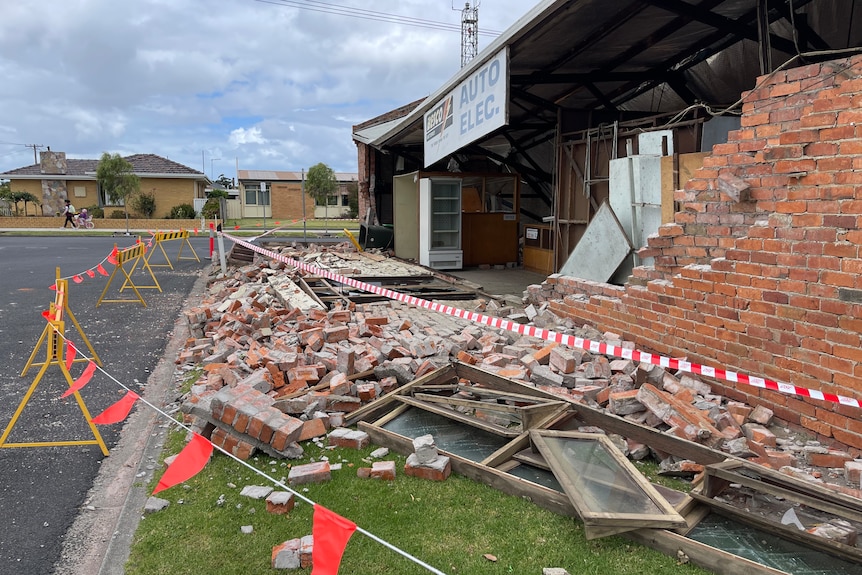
[[223, 234, 862, 410]]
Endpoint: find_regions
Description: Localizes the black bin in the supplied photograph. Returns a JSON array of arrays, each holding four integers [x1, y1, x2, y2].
[[359, 223, 394, 250]]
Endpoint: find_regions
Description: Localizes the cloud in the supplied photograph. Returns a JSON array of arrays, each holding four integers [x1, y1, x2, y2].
[[229, 126, 267, 146], [0, 0, 527, 177]]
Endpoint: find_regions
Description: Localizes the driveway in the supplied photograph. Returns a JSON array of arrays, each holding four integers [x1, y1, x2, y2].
[[0, 235, 212, 575]]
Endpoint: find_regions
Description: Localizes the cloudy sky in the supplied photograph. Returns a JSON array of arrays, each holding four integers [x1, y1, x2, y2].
[[0, 0, 530, 182]]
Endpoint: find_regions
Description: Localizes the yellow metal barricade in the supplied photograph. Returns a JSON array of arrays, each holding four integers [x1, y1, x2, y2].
[[96, 242, 159, 306], [1, 292, 109, 455], [22, 269, 101, 375], [145, 229, 200, 269]]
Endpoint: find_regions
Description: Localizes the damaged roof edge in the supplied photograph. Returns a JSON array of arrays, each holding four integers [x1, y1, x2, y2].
[[368, 0, 563, 149]]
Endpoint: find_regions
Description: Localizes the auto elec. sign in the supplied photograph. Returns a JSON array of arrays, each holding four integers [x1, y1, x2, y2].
[[424, 48, 508, 167]]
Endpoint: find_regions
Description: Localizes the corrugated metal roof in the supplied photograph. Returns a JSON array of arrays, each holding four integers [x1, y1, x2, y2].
[[237, 170, 358, 182], [369, 0, 862, 151]]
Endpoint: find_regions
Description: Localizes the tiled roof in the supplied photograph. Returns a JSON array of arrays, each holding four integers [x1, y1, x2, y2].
[[1, 154, 204, 178]]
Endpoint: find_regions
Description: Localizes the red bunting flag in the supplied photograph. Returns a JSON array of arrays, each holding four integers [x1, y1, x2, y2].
[[194, 228, 198, 235], [97, 264, 108, 276], [49, 284, 57, 291], [73, 275, 83, 283], [65, 340, 76, 370], [86, 269, 96, 278], [41, 309, 53, 321], [108, 247, 118, 265], [91, 390, 140, 424], [62, 361, 97, 398], [234, 225, 240, 230], [153, 433, 213, 494], [311, 505, 357, 575]]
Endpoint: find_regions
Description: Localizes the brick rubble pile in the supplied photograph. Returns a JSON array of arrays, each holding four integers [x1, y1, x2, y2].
[[178, 247, 862, 495]]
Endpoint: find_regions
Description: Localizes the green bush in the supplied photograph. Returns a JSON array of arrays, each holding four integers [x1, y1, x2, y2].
[[87, 206, 104, 219], [168, 204, 196, 219], [109, 210, 126, 219], [201, 198, 221, 219], [132, 191, 157, 218]]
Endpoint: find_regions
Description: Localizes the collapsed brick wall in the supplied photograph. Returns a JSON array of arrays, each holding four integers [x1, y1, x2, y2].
[[527, 55, 862, 449]]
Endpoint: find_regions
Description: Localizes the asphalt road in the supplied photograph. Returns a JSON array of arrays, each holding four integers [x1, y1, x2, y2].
[[0, 235, 213, 575]]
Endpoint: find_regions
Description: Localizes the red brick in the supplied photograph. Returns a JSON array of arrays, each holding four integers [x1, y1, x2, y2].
[[270, 417, 304, 451], [288, 461, 331, 485], [809, 449, 853, 468], [265, 491, 296, 515], [370, 460, 396, 480], [296, 418, 326, 442], [404, 457, 452, 481]]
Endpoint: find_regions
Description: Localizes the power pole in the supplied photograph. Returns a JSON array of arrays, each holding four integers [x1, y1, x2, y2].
[[26, 144, 44, 164], [456, 2, 479, 68]]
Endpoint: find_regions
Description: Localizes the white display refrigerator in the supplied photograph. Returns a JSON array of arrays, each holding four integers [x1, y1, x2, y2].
[[418, 177, 463, 270]]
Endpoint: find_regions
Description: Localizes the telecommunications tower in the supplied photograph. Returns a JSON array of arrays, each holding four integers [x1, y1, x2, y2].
[[457, 2, 479, 67]]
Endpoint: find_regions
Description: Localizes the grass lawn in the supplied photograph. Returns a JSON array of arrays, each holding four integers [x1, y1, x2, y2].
[[126, 425, 708, 575]]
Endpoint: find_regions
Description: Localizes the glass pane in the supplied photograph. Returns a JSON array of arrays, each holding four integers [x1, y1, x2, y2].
[[689, 514, 862, 575], [507, 463, 562, 492], [245, 189, 257, 204], [430, 180, 460, 249], [382, 407, 507, 462], [542, 436, 662, 515]]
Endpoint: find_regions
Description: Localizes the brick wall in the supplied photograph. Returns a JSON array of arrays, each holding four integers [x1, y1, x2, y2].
[[0, 216, 198, 230], [527, 56, 862, 449], [270, 183, 315, 220]]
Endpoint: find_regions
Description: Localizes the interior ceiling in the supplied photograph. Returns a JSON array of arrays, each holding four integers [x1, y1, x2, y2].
[[375, 0, 862, 159]]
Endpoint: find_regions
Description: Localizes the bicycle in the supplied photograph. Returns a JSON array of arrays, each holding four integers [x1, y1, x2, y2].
[[73, 213, 94, 229]]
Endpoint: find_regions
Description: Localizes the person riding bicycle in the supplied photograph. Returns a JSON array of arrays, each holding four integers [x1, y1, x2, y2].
[[77, 208, 89, 226]]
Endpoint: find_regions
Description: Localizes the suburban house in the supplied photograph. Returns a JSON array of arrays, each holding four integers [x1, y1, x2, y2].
[[236, 169, 358, 221], [0, 150, 209, 218]]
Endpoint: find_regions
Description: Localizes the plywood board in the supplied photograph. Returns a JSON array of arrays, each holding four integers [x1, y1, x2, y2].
[[660, 152, 708, 224]]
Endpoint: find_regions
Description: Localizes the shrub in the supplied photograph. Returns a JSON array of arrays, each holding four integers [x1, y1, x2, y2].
[[87, 206, 104, 219], [168, 204, 196, 219], [131, 191, 156, 218], [109, 210, 125, 219], [201, 198, 221, 219]]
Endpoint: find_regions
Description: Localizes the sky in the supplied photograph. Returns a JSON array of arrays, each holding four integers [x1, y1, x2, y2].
[[0, 0, 530, 183]]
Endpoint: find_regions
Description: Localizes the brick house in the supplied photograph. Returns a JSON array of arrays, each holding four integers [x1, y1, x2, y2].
[[0, 150, 208, 218], [237, 169, 358, 221]]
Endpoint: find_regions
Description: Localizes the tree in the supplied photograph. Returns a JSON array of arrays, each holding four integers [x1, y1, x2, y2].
[[96, 153, 140, 234], [204, 189, 230, 220], [18, 191, 40, 216], [346, 180, 359, 218], [214, 174, 234, 189], [0, 188, 38, 216], [305, 163, 337, 233]]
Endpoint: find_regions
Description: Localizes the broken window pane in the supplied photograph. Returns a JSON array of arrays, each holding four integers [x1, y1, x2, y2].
[[689, 514, 862, 575], [530, 430, 686, 538], [506, 463, 562, 492], [539, 434, 663, 515], [382, 407, 508, 462]]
